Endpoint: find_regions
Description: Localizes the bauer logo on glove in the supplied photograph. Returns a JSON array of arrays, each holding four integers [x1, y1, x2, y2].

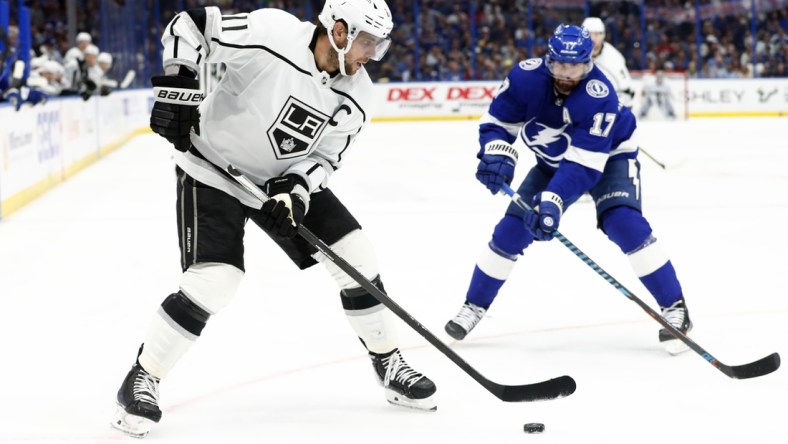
[[154, 88, 203, 104]]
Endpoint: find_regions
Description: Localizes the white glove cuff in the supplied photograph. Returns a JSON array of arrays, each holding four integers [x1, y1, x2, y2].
[[484, 141, 519, 163], [540, 191, 564, 218]]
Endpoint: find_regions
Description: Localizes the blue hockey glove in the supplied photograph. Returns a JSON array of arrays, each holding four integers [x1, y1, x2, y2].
[[475, 141, 518, 194], [3, 88, 22, 111], [27, 88, 48, 106], [523, 192, 564, 241]]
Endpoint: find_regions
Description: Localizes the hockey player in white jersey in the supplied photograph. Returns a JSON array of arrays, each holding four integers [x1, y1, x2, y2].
[[111, 0, 436, 438], [582, 17, 634, 108], [639, 70, 677, 119]]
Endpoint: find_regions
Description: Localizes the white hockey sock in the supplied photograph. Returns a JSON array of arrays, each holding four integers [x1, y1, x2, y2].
[[139, 308, 196, 379], [477, 242, 518, 280], [627, 237, 670, 278], [345, 305, 399, 354]]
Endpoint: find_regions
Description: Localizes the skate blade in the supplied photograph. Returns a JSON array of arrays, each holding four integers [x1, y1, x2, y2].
[[662, 338, 690, 356], [384, 389, 437, 412], [438, 331, 458, 346], [110, 404, 155, 439]]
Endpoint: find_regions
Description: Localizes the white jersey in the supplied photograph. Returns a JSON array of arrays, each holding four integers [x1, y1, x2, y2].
[[62, 58, 82, 90], [162, 7, 373, 207], [87, 64, 105, 86], [27, 71, 65, 96], [64, 47, 84, 64], [593, 42, 634, 108]]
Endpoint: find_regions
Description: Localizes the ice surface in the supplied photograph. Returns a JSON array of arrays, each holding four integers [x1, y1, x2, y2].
[[0, 118, 785, 443]]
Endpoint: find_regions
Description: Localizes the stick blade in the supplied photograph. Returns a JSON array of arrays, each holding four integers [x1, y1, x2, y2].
[[119, 70, 136, 89], [492, 375, 576, 402], [724, 353, 780, 379]]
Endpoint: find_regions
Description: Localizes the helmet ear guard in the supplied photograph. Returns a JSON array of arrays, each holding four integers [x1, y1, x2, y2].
[[318, 0, 394, 75]]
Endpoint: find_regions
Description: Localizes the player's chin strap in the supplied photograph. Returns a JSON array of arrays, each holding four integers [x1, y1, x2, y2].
[[500, 183, 780, 380], [326, 32, 352, 76]]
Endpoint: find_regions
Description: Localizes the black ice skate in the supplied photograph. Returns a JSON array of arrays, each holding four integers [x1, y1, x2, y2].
[[370, 349, 437, 411], [111, 358, 162, 438], [659, 297, 693, 355], [444, 301, 487, 340]]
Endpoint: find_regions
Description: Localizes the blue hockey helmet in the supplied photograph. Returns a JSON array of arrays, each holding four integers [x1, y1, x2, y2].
[[546, 24, 594, 80]]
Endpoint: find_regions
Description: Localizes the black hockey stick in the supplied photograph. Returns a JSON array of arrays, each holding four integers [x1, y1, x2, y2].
[[639, 146, 667, 169], [207, 160, 575, 402], [502, 183, 780, 379]]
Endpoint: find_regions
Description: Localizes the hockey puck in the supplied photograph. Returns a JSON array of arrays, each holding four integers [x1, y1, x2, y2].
[[523, 423, 545, 434]]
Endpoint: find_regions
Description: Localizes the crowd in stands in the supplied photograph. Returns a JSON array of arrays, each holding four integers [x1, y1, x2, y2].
[[1, 2, 119, 111], [592, 0, 786, 78], [1, 0, 785, 111], [368, 0, 786, 82]]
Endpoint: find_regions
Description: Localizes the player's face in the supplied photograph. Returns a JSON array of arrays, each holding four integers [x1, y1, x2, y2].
[[589, 32, 605, 56], [344, 31, 388, 75], [549, 61, 587, 95], [550, 61, 587, 80]]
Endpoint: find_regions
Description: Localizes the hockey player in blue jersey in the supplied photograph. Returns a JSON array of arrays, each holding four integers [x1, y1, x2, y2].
[[444, 24, 692, 354]]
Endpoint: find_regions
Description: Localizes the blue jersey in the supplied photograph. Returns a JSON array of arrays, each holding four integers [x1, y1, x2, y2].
[[480, 57, 638, 203]]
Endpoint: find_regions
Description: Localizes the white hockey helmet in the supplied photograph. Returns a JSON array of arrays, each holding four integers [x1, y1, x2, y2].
[[76, 32, 92, 43], [84, 44, 99, 56], [319, 0, 393, 74], [98, 52, 113, 66], [582, 17, 605, 34], [43, 60, 63, 75]]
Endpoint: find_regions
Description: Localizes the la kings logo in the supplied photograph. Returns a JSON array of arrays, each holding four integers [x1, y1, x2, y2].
[[267, 96, 330, 159]]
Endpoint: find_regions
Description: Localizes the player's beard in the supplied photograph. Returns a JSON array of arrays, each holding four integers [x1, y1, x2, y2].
[[553, 79, 580, 96], [326, 45, 363, 76], [344, 54, 368, 76], [344, 58, 360, 76], [323, 45, 341, 74]]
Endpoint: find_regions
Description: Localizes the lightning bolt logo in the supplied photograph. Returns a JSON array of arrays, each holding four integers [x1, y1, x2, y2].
[[520, 119, 572, 167], [527, 122, 568, 147]]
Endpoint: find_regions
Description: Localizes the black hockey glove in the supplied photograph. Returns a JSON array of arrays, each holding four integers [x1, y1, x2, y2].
[[258, 175, 309, 239], [150, 75, 202, 152]]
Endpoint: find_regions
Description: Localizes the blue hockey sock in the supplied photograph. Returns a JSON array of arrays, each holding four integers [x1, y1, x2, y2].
[[639, 261, 683, 307], [602, 207, 683, 307], [466, 265, 507, 309], [601, 206, 652, 253], [491, 214, 534, 256], [466, 216, 532, 308]]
